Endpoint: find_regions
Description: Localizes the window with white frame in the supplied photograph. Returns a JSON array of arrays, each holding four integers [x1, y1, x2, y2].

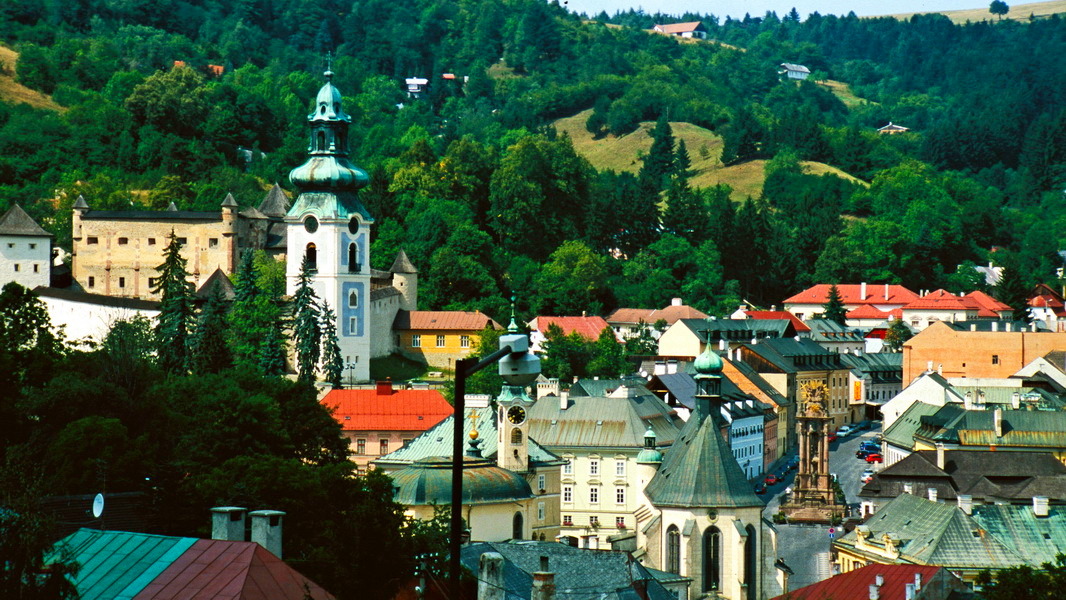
[[589, 460, 599, 476], [537, 474, 546, 491], [460, 335, 470, 348], [563, 459, 573, 475], [590, 487, 599, 504], [616, 487, 625, 504], [563, 486, 572, 503], [537, 502, 545, 521], [436, 334, 445, 347], [411, 334, 421, 348], [615, 460, 625, 477]]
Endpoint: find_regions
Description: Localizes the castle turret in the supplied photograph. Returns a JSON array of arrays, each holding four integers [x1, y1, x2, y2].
[[221, 193, 238, 273], [390, 249, 418, 311]]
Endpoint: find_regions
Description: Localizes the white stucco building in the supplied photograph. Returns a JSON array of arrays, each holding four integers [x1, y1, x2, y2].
[[0, 204, 51, 290]]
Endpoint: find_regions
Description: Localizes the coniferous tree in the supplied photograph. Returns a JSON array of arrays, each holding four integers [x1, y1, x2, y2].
[[320, 302, 343, 389], [229, 251, 265, 369], [639, 113, 676, 192], [153, 232, 195, 375], [674, 139, 692, 179], [191, 281, 231, 374], [259, 325, 287, 376], [292, 256, 322, 383], [822, 284, 848, 325]]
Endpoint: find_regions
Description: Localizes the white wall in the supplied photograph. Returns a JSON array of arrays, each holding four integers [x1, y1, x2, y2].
[[40, 294, 159, 347], [0, 234, 50, 289]]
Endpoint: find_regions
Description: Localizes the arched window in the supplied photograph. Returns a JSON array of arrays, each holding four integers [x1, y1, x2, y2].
[[348, 289, 358, 309], [348, 243, 358, 272], [305, 243, 317, 271], [316, 131, 326, 151], [512, 512, 523, 540], [704, 526, 721, 591], [667, 525, 681, 574], [511, 428, 523, 444], [744, 524, 757, 600]]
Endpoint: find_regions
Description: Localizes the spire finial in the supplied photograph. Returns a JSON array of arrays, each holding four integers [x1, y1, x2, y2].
[[324, 51, 334, 80], [507, 292, 518, 333]]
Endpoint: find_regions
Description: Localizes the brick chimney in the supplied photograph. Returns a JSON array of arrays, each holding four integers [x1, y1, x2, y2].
[[478, 552, 505, 600], [210, 506, 246, 541], [249, 510, 285, 558], [376, 379, 393, 395], [532, 570, 556, 600]]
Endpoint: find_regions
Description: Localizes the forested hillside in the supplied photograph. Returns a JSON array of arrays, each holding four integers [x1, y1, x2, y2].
[[1, 0, 1065, 318]]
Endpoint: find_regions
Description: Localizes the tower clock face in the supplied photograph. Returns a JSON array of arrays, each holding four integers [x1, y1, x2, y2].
[[507, 405, 526, 425]]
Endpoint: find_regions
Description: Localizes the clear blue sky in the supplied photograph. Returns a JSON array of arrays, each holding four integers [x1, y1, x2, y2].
[[563, 0, 988, 19]]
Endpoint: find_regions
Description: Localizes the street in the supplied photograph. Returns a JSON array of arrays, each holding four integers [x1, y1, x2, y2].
[[765, 424, 883, 590]]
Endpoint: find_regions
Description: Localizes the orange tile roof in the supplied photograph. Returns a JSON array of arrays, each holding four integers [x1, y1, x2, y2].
[[783, 284, 919, 306], [903, 289, 971, 311], [607, 303, 709, 326], [964, 290, 1011, 316], [845, 304, 890, 319], [531, 316, 611, 341], [742, 310, 811, 333], [393, 310, 502, 331], [322, 387, 453, 432]]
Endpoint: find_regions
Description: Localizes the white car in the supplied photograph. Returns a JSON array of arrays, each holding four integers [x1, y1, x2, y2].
[[860, 469, 875, 483], [836, 425, 856, 437]]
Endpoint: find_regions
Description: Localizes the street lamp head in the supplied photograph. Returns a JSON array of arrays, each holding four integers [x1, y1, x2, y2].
[[498, 332, 540, 385]]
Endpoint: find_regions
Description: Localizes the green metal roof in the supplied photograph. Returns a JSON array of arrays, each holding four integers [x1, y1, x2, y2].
[[49, 529, 198, 600], [391, 456, 533, 506], [374, 407, 562, 469], [972, 504, 1066, 565], [644, 412, 764, 509], [883, 401, 944, 450], [527, 382, 681, 449]]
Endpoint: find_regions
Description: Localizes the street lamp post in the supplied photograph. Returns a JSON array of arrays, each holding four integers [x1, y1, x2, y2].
[[345, 362, 357, 388], [448, 330, 539, 600]]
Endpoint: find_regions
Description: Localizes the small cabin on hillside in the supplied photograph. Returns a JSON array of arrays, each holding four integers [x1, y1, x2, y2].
[[878, 122, 910, 134], [779, 63, 810, 80], [652, 21, 708, 39]]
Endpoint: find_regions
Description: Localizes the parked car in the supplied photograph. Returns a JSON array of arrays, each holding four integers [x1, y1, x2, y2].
[[856, 420, 872, 431], [827, 432, 838, 443], [764, 473, 779, 485], [785, 457, 799, 471], [856, 449, 875, 459], [865, 453, 884, 463], [859, 442, 880, 452], [754, 482, 767, 494], [836, 425, 856, 437], [860, 469, 875, 484]]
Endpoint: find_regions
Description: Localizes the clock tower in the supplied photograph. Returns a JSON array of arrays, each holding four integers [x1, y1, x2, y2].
[[286, 68, 373, 382], [496, 312, 538, 472]]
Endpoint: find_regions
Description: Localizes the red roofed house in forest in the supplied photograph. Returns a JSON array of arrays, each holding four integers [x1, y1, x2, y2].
[[607, 298, 708, 341], [323, 381, 454, 473], [527, 315, 617, 353], [392, 310, 502, 368], [651, 21, 708, 39], [898, 289, 1011, 331], [784, 283, 920, 321]]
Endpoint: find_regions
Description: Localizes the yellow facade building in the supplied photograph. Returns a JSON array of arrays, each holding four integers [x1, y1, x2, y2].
[[393, 310, 502, 369]]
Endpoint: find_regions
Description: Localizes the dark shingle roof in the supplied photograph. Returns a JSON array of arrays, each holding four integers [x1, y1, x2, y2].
[[645, 410, 763, 508], [0, 204, 51, 237], [390, 249, 418, 273], [460, 541, 682, 600], [195, 268, 235, 300], [257, 183, 291, 217], [81, 210, 221, 221]]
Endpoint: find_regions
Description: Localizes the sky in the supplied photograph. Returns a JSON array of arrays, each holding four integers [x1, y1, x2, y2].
[[562, 0, 987, 19]]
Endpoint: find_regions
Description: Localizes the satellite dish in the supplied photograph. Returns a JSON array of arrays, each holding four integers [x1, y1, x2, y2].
[[91, 493, 104, 519]]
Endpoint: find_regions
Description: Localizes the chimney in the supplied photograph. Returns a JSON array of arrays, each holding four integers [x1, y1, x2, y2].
[[479, 552, 506, 600], [671, 297, 682, 306], [904, 483, 913, 495], [211, 506, 246, 541], [958, 494, 973, 515], [667, 360, 677, 374], [654, 361, 665, 375], [869, 584, 880, 600], [1012, 393, 1021, 409], [937, 363, 942, 376], [861, 282, 868, 300], [964, 392, 973, 410], [971, 324, 977, 332], [914, 573, 922, 591], [376, 379, 393, 395], [992, 321, 998, 332], [719, 339, 727, 351], [905, 583, 916, 600], [928, 487, 938, 503], [532, 571, 556, 600], [884, 283, 889, 300], [994, 408, 1004, 437], [927, 360, 934, 374], [936, 443, 945, 470], [1031, 322, 1038, 332], [1006, 322, 1012, 332], [560, 390, 569, 411], [1034, 496, 1050, 517], [771, 304, 777, 311], [249, 510, 285, 558], [876, 574, 884, 587]]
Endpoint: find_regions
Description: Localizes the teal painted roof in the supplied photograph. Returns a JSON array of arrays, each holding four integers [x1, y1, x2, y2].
[[49, 529, 197, 600], [374, 407, 563, 469], [882, 400, 943, 450], [391, 456, 533, 505], [645, 412, 764, 509], [694, 346, 723, 374], [973, 504, 1066, 565]]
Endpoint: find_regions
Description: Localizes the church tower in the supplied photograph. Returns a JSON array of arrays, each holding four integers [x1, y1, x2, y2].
[[286, 68, 373, 382]]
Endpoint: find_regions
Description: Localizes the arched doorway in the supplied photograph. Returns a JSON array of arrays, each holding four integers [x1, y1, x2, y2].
[[666, 525, 680, 574], [703, 526, 721, 591], [512, 512, 523, 540]]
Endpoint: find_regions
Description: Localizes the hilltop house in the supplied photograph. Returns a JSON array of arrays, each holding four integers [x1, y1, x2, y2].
[[652, 22, 708, 39], [779, 63, 810, 80]]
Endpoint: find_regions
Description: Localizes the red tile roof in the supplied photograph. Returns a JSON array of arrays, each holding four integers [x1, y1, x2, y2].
[[393, 310, 502, 331], [323, 387, 453, 432], [742, 310, 811, 333], [903, 289, 971, 311], [783, 284, 920, 306], [607, 303, 709, 327], [964, 290, 1011, 316], [845, 304, 890, 319], [530, 316, 612, 341], [770, 564, 944, 600], [134, 539, 334, 600]]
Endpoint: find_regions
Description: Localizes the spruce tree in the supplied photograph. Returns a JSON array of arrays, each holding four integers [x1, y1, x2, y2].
[[822, 284, 848, 325], [229, 250, 265, 369], [292, 256, 322, 383], [320, 301, 344, 389], [153, 232, 194, 375], [639, 112, 676, 192], [191, 281, 231, 374], [674, 139, 692, 179], [259, 325, 287, 376]]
